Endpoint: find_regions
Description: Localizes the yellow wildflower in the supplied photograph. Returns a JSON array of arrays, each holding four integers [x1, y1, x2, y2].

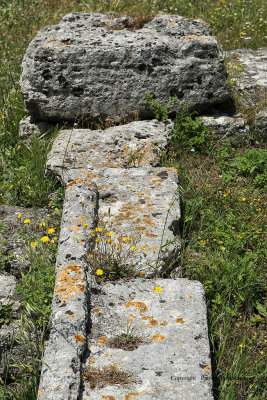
[[96, 269, 103, 275], [47, 228, 55, 234], [107, 232, 113, 237], [130, 246, 136, 251], [95, 227, 102, 232], [24, 219, 31, 224], [41, 236, 49, 242], [88, 254, 93, 258], [39, 222, 45, 227], [30, 241, 37, 248], [18, 213, 22, 218], [155, 286, 162, 293]]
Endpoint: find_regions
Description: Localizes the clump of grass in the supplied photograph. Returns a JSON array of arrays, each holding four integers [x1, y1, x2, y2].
[[83, 365, 135, 389], [87, 212, 145, 282], [0, 211, 61, 399]]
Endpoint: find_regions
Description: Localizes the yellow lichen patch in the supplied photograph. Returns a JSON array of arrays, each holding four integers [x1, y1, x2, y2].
[[176, 318, 185, 324], [125, 301, 148, 315], [68, 224, 81, 231], [152, 178, 164, 183], [98, 336, 109, 344], [37, 390, 44, 398], [67, 177, 84, 188], [145, 232, 158, 238], [73, 334, 85, 343], [151, 334, 167, 342], [102, 396, 116, 400], [109, 364, 119, 370], [89, 359, 95, 365], [55, 264, 85, 302], [124, 392, 141, 400], [189, 295, 193, 299], [204, 365, 212, 370], [92, 307, 101, 312], [142, 316, 158, 327], [178, 341, 183, 345]]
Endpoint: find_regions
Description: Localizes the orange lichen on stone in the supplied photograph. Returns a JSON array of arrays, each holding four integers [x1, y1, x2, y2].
[[189, 295, 193, 298], [125, 301, 148, 315], [92, 307, 101, 312], [151, 334, 167, 342], [68, 224, 81, 231], [55, 264, 85, 302], [142, 316, 158, 327], [204, 365, 212, 370], [176, 318, 185, 324], [102, 396, 116, 400], [160, 321, 167, 326], [67, 177, 84, 188], [73, 334, 85, 343], [89, 359, 95, 364], [37, 390, 44, 398], [124, 392, 141, 400], [109, 364, 119, 370], [98, 336, 109, 344], [152, 179, 164, 183]]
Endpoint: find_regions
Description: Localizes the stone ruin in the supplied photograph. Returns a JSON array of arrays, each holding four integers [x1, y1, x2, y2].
[[1, 11, 266, 400]]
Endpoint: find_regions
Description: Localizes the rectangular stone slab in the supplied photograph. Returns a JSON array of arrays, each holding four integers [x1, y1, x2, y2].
[[46, 120, 173, 179], [82, 278, 214, 400], [37, 179, 98, 400], [67, 167, 181, 276]]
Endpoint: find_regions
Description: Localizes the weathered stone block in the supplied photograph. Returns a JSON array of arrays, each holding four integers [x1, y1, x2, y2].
[[66, 167, 180, 277], [21, 13, 230, 123], [46, 120, 173, 180], [82, 278, 213, 399], [201, 114, 249, 142], [38, 180, 98, 400]]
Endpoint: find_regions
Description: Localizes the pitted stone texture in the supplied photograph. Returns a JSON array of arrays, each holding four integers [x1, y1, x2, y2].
[[38, 181, 98, 400], [19, 116, 55, 140], [20, 13, 230, 123], [0, 275, 16, 301], [46, 120, 174, 180], [82, 278, 213, 400], [201, 114, 249, 142], [254, 107, 267, 141], [225, 48, 267, 108], [67, 167, 180, 276]]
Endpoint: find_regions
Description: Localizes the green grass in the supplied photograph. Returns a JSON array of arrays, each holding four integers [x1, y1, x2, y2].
[[0, 0, 266, 399]]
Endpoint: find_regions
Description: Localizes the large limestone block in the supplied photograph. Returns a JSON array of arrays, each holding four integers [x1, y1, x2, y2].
[[21, 13, 230, 123], [82, 279, 213, 400], [46, 120, 173, 179]]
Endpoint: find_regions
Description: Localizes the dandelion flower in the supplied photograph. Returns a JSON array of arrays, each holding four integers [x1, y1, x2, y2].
[[155, 286, 162, 293], [24, 219, 31, 224], [95, 238, 100, 243], [30, 241, 37, 247], [239, 344, 244, 348], [48, 228, 55, 234], [96, 269, 103, 275], [41, 236, 49, 242], [88, 254, 93, 258], [110, 218, 115, 223], [107, 232, 113, 237], [95, 227, 102, 232], [83, 223, 88, 228], [39, 222, 45, 227], [18, 213, 22, 218], [130, 246, 136, 251]]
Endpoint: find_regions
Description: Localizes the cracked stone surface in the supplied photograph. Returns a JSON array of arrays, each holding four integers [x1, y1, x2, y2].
[[46, 120, 174, 180], [20, 13, 230, 123], [82, 278, 213, 400]]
